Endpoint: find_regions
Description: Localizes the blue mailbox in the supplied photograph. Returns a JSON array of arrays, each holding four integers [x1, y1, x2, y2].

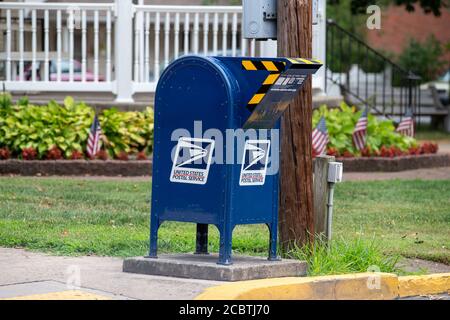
[[149, 55, 321, 265]]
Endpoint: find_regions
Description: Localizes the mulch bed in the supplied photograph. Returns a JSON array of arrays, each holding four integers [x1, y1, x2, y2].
[[0, 153, 449, 176], [0, 160, 152, 176]]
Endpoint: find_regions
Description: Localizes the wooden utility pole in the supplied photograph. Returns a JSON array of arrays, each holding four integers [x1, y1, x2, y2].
[[277, 0, 315, 251]]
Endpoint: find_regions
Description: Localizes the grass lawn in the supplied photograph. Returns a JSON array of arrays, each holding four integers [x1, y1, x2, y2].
[[0, 177, 449, 265]]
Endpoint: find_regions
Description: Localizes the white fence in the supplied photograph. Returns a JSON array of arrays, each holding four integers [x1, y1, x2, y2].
[[0, 2, 115, 93], [0, 0, 325, 103]]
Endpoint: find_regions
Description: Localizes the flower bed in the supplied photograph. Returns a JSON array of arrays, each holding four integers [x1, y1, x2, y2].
[[313, 104, 439, 158], [1, 95, 446, 175], [0, 94, 153, 161]]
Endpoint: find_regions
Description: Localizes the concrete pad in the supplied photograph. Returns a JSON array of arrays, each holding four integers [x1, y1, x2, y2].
[[123, 254, 307, 281]]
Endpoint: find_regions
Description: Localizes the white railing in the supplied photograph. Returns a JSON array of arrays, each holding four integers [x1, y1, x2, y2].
[[0, 2, 115, 92], [132, 5, 259, 93], [0, 0, 325, 102]]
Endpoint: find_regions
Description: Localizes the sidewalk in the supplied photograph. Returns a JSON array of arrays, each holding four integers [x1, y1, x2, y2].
[[0, 248, 221, 300]]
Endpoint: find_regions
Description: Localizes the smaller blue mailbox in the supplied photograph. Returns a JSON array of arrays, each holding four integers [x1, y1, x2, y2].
[[149, 56, 321, 265]]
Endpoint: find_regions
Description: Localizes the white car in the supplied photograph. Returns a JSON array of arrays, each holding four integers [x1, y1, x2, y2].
[[420, 69, 450, 105]]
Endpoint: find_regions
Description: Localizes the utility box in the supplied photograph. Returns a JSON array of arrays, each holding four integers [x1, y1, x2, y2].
[[243, 0, 277, 40], [150, 55, 321, 265]]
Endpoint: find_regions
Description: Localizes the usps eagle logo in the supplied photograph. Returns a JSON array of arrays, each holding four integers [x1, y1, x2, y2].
[[170, 137, 215, 185], [239, 140, 271, 186]]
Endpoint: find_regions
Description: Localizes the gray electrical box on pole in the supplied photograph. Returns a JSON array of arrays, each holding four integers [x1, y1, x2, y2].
[[242, 0, 277, 40], [243, 0, 320, 40]]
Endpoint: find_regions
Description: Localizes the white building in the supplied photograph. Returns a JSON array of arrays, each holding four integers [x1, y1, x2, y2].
[[0, 0, 327, 105]]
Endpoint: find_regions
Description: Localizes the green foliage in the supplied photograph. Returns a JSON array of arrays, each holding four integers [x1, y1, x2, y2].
[[313, 103, 417, 154], [0, 92, 12, 110], [0, 96, 154, 159], [330, 0, 445, 16], [326, 38, 389, 74], [0, 97, 92, 158], [327, 0, 368, 36], [397, 36, 445, 83], [1, 177, 448, 265], [286, 237, 399, 276], [99, 107, 154, 158]]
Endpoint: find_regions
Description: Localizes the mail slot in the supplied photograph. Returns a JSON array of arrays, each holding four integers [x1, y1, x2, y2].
[[149, 55, 321, 265]]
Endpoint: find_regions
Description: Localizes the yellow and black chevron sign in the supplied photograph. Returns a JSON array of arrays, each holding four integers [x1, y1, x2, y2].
[[286, 58, 322, 65], [241, 58, 321, 112], [246, 72, 281, 106], [242, 60, 286, 72], [242, 60, 285, 111]]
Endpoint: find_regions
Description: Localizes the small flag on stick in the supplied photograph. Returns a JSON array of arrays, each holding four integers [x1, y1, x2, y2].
[[352, 108, 368, 151], [312, 116, 329, 155], [396, 108, 414, 137], [87, 115, 102, 158]]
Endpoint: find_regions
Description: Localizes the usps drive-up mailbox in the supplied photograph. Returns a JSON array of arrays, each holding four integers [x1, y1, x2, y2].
[[149, 56, 321, 265]]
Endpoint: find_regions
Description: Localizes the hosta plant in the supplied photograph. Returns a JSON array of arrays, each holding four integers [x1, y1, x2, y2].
[[99, 107, 154, 158], [0, 95, 154, 160], [313, 103, 418, 157]]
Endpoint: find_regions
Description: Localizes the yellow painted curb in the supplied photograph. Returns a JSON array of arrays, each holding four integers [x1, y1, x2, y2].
[[196, 273, 399, 300], [398, 273, 450, 297], [2, 290, 111, 300]]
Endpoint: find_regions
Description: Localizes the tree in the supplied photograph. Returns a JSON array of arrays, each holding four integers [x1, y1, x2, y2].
[[277, 0, 315, 251], [398, 35, 445, 82], [329, 0, 447, 16]]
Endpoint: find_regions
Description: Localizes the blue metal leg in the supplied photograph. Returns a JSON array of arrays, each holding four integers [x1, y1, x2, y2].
[[217, 224, 233, 265], [147, 214, 159, 258], [267, 223, 281, 261]]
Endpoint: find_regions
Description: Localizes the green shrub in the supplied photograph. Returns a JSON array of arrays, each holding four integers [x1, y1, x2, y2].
[[0, 95, 154, 159], [313, 103, 417, 155], [358, 49, 390, 74], [0, 92, 12, 110], [100, 107, 154, 158], [397, 35, 445, 83], [0, 96, 92, 158]]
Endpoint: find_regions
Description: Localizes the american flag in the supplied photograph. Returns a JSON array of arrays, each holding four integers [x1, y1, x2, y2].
[[396, 109, 414, 137], [312, 117, 329, 155], [352, 108, 368, 151], [87, 115, 102, 158]]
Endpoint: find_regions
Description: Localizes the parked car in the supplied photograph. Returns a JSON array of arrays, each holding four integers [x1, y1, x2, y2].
[[18, 59, 105, 82], [420, 69, 450, 106]]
